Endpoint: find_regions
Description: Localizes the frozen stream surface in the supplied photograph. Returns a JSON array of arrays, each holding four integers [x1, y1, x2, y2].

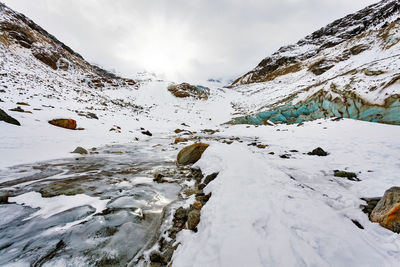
[[0, 139, 181, 267]]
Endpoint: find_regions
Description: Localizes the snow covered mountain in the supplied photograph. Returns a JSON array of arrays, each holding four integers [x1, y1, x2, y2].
[[0, 1, 400, 267], [230, 0, 400, 125]]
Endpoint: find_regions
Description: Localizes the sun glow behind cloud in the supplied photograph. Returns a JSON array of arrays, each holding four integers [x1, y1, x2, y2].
[[117, 17, 199, 81], [2, 0, 381, 82]]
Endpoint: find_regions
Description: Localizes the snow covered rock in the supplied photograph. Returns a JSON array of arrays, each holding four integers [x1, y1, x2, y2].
[[177, 143, 209, 165], [71, 146, 88, 155], [168, 83, 210, 100], [370, 187, 400, 233]]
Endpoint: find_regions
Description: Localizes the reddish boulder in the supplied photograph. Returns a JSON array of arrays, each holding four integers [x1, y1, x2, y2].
[[370, 187, 400, 233], [49, 119, 77, 130]]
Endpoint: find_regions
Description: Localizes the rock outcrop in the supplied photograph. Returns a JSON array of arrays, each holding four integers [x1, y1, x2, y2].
[[168, 83, 209, 100], [370, 187, 400, 233], [0, 108, 20, 125]]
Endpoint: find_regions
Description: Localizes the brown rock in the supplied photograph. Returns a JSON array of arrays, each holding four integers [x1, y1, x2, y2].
[[177, 143, 209, 165], [370, 187, 400, 233], [49, 119, 77, 130], [174, 137, 189, 144], [187, 209, 201, 231], [168, 83, 209, 100]]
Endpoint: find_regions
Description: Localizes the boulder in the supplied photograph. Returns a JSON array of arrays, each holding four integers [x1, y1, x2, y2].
[[32, 45, 60, 70], [0, 108, 20, 126], [187, 209, 201, 231], [333, 170, 359, 181], [49, 119, 77, 130], [72, 146, 88, 155], [177, 143, 209, 165], [370, 187, 400, 233]]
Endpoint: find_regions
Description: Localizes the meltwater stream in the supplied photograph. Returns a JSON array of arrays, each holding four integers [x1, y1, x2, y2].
[[0, 139, 182, 266]]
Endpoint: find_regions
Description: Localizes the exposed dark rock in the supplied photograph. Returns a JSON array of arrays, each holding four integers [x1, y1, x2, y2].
[[141, 130, 152, 136], [204, 173, 219, 185], [16, 102, 29, 106], [333, 170, 359, 181], [308, 59, 335, 75], [307, 147, 328, 156], [187, 209, 201, 231], [174, 207, 187, 221], [0, 193, 9, 204], [198, 184, 206, 191], [177, 143, 209, 165], [0, 108, 20, 126], [361, 197, 382, 217], [153, 173, 167, 183], [280, 154, 290, 159], [370, 187, 400, 233], [32, 45, 60, 70], [9, 106, 30, 113], [351, 219, 364, 229], [349, 44, 370, 55]]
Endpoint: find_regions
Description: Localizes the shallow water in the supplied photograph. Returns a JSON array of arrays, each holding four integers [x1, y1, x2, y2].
[[0, 139, 181, 266]]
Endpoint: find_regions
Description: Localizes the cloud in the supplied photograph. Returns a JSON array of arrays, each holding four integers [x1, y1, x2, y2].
[[2, 0, 379, 82]]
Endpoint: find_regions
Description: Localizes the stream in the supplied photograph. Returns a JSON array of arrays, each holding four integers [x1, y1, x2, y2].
[[0, 139, 182, 266]]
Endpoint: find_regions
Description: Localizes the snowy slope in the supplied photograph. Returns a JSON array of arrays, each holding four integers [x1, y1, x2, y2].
[[229, 0, 400, 125], [173, 120, 400, 267], [0, 1, 399, 267]]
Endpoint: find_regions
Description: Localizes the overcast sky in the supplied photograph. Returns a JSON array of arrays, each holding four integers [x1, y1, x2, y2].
[[3, 0, 379, 82]]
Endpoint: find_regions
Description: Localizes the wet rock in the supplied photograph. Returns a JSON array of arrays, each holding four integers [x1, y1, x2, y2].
[[141, 130, 152, 136], [361, 197, 382, 217], [184, 187, 198, 196], [150, 252, 166, 265], [153, 173, 167, 183], [71, 146, 88, 155], [204, 172, 218, 185], [177, 143, 209, 165], [49, 119, 77, 130], [0, 193, 9, 204], [307, 147, 328, 156], [333, 170, 359, 181], [0, 108, 20, 126], [192, 201, 203, 210], [174, 207, 187, 220], [370, 187, 400, 233], [187, 209, 201, 231], [197, 183, 206, 191], [39, 182, 85, 197], [168, 83, 209, 100]]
